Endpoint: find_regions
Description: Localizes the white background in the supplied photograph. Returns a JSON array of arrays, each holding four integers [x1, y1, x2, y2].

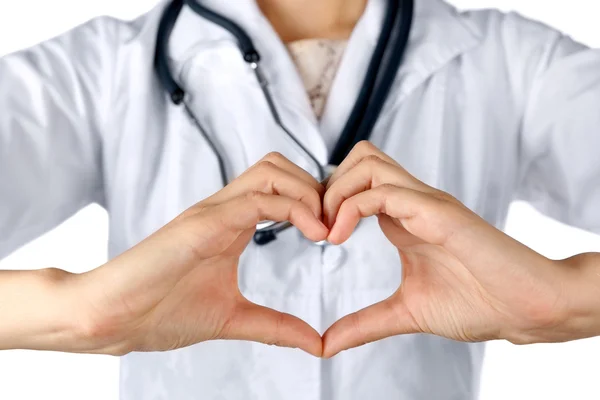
[[1, 0, 600, 399]]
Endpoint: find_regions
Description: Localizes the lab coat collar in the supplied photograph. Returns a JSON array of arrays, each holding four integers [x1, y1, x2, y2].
[[390, 0, 483, 100], [166, 0, 483, 163], [319, 0, 484, 151], [168, 0, 483, 91]]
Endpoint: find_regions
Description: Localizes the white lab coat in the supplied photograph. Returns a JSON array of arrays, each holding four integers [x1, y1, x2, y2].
[[1, 0, 599, 398]]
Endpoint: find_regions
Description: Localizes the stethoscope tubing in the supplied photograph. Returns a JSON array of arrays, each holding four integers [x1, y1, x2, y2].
[[154, 0, 414, 245]]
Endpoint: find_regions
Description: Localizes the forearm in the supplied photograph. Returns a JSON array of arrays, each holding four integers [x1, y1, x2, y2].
[[0, 269, 83, 351], [552, 252, 600, 342]]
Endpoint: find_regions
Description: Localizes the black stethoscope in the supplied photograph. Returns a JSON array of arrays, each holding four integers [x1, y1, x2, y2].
[[155, 0, 414, 246]]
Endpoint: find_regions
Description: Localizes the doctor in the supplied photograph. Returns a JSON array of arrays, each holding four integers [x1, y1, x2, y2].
[[1, 0, 600, 399]]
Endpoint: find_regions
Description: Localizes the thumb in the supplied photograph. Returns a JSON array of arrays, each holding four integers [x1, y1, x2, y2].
[[322, 297, 418, 358], [222, 301, 323, 357], [377, 214, 425, 248]]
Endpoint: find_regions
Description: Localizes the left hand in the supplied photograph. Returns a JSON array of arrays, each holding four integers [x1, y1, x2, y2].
[[321, 142, 571, 358]]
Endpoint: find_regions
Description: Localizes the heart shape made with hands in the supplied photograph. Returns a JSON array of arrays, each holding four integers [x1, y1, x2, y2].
[[115, 141, 552, 360], [217, 141, 434, 358], [243, 141, 555, 359], [214, 140, 475, 357]]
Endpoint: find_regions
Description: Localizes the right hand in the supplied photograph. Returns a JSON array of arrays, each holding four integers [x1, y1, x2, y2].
[[66, 153, 328, 357]]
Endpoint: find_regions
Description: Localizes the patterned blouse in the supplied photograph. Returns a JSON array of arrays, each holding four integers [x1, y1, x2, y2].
[[287, 39, 348, 119]]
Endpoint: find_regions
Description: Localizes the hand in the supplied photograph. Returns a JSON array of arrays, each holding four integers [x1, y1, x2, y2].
[[321, 142, 571, 358], [69, 153, 328, 356]]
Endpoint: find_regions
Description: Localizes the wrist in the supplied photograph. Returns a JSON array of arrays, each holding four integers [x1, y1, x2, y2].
[[506, 254, 600, 345], [7, 268, 132, 356], [553, 253, 600, 342], [504, 257, 571, 345], [65, 268, 135, 356]]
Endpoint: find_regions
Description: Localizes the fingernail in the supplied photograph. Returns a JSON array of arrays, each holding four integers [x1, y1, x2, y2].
[[326, 232, 337, 245]]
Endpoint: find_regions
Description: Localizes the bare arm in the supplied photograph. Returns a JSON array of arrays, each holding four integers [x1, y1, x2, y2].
[[555, 253, 600, 341], [321, 142, 600, 357], [0, 269, 83, 352], [0, 153, 327, 357]]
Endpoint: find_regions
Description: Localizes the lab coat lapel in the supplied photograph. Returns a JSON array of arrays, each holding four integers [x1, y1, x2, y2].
[[166, 0, 483, 168], [168, 0, 328, 167], [321, 0, 483, 149]]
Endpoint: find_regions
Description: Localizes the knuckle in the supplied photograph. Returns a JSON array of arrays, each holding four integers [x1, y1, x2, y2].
[[262, 151, 286, 163], [255, 160, 277, 174], [245, 190, 266, 203], [361, 154, 385, 169], [378, 183, 398, 195], [354, 140, 376, 153], [266, 313, 286, 347]]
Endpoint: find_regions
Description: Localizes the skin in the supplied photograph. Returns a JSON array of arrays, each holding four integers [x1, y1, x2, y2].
[[2, 143, 600, 357], [0, 0, 366, 358], [320, 142, 600, 357], [0, 153, 328, 356], [256, 0, 368, 42], [1, 1, 600, 359]]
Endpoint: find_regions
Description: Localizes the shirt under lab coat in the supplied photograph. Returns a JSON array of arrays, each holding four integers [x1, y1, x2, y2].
[[1, 0, 599, 399]]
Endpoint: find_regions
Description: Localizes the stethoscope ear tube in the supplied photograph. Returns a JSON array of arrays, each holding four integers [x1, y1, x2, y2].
[[155, 0, 262, 104], [352, 0, 414, 146], [182, 0, 260, 62], [155, 0, 185, 104], [330, 0, 399, 166], [329, 0, 414, 166]]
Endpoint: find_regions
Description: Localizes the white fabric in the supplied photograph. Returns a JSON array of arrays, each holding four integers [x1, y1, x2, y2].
[[1, 0, 600, 399]]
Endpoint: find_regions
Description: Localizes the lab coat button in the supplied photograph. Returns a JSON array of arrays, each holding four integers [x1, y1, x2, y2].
[[323, 246, 347, 270]]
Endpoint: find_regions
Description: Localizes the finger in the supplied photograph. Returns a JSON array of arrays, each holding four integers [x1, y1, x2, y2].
[[217, 193, 328, 242], [327, 141, 402, 189], [323, 155, 427, 228], [187, 194, 328, 258], [322, 297, 417, 358], [330, 186, 524, 287], [224, 301, 323, 357], [256, 152, 325, 195], [206, 159, 323, 219], [224, 151, 323, 197], [328, 185, 458, 245]]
